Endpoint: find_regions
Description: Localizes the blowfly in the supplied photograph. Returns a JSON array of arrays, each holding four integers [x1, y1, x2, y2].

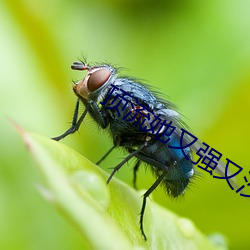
[[52, 60, 221, 240]]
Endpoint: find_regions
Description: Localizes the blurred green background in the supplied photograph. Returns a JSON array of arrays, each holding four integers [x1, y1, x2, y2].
[[1, 0, 250, 249]]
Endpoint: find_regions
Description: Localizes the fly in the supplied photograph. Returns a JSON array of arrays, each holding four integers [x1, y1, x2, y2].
[[52, 60, 212, 240]]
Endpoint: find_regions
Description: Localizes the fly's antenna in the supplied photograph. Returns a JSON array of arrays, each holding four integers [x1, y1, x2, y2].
[[71, 61, 89, 71]]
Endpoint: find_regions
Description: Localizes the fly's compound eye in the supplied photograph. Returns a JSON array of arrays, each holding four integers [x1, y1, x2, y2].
[[87, 68, 111, 92]]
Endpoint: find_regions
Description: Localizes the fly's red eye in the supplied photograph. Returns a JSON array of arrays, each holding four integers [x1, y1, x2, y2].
[[87, 68, 111, 92]]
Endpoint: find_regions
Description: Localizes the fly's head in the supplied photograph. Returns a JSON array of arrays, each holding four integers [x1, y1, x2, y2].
[[72, 61, 116, 101]]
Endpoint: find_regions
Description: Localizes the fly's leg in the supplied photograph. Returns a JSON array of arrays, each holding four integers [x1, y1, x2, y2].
[[52, 99, 88, 141], [107, 143, 147, 184], [89, 100, 108, 129], [140, 173, 166, 240], [133, 160, 141, 189], [96, 145, 116, 165], [99, 148, 141, 188]]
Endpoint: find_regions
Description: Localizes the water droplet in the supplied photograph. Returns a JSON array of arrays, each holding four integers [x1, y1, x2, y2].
[[177, 217, 195, 238], [71, 170, 110, 209]]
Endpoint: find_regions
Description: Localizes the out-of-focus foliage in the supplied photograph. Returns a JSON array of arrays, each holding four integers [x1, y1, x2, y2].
[[0, 0, 249, 249], [18, 129, 226, 250]]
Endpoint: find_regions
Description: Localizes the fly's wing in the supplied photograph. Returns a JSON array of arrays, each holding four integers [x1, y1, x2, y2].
[[154, 106, 239, 188], [131, 85, 238, 188], [190, 140, 239, 189], [190, 141, 224, 176]]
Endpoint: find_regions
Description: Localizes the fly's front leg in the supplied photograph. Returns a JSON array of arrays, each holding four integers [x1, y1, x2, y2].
[[89, 100, 108, 129], [52, 99, 88, 141]]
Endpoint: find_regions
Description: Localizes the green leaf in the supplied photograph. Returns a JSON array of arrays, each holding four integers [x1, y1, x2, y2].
[[19, 128, 227, 250]]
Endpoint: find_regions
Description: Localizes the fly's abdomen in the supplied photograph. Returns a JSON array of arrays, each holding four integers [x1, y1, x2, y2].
[[161, 132, 194, 197], [135, 131, 194, 197]]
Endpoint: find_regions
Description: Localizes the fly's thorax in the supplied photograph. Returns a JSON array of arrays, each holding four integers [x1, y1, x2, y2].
[[73, 64, 117, 102]]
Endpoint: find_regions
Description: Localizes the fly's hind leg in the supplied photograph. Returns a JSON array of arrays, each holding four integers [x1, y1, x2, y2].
[[140, 172, 166, 240]]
